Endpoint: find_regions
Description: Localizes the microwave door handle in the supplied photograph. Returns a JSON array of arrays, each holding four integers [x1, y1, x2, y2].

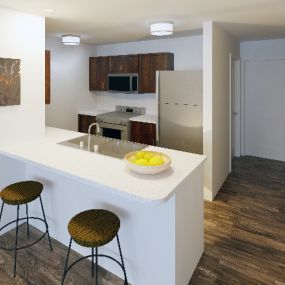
[[130, 76, 132, 92]]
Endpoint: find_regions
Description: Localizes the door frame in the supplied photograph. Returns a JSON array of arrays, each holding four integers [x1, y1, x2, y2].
[[229, 53, 241, 172]]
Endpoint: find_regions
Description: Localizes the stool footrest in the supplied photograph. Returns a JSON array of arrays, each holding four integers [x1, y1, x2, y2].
[[62, 252, 127, 285], [0, 217, 49, 251]]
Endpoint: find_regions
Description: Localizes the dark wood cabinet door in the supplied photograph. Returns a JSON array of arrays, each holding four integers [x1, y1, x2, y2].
[[89, 57, 109, 91], [130, 121, 156, 145], [139, 53, 174, 93], [89, 57, 98, 91], [78, 115, 96, 134], [98, 57, 109, 90], [45, 50, 50, 104], [109, 55, 138, 73]]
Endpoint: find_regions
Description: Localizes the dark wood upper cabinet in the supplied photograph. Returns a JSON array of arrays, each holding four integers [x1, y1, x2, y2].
[[109, 55, 138, 73], [45, 50, 50, 104], [89, 52, 174, 92], [89, 56, 109, 91], [139, 53, 174, 93], [130, 121, 156, 146]]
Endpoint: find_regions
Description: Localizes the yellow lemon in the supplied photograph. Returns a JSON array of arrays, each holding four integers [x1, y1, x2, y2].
[[135, 151, 145, 159], [135, 158, 149, 166], [144, 152, 154, 161], [149, 156, 164, 166]]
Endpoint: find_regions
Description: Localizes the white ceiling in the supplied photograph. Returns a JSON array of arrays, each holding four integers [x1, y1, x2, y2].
[[1, 0, 285, 44]]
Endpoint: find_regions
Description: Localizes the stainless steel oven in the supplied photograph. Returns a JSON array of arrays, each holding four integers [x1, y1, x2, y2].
[[96, 106, 145, 141], [98, 122, 129, 141]]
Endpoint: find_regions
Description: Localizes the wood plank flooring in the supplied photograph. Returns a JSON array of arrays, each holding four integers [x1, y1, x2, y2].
[[0, 156, 284, 284], [0, 224, 125, 284], [190, 156, 285, 285]]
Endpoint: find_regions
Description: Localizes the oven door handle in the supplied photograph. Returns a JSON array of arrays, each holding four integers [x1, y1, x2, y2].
[[98, 122, 127, 131]]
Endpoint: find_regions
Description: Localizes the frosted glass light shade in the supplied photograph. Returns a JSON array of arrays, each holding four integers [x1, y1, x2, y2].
[[62, 35, 80, 45], [150, 23, 173, 36]]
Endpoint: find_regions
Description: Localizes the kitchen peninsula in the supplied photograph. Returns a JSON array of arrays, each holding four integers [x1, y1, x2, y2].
[[0, 127, 206, 285]]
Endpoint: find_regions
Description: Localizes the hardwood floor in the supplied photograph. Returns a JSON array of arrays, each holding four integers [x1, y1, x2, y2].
[[0, 224, 125, 284], [0, 156, 284, 284], [190, 156, 285, 285]]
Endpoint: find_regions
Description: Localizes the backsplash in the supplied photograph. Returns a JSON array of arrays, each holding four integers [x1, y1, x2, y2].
[[93, 91, 158, 115]]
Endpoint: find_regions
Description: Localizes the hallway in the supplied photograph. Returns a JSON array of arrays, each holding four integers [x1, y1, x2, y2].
[[190, 156, 285, 284]]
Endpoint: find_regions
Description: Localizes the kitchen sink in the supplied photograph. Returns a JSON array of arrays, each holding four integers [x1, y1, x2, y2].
[[98, 139, 146, 159], [58, 135, 146, 159], [59, 135, 112, 150]]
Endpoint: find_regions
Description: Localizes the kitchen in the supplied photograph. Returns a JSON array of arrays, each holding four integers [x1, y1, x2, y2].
[[42, 30, 205, 285], [46, 35, 203, 155], [1, 1, 285, 285], [0, 5, 206, 285]]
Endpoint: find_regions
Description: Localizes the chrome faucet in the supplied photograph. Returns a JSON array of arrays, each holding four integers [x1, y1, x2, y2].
[[88, 123, 100, 135]]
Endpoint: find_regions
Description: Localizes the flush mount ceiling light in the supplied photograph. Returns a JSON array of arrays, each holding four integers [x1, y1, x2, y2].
[[150, 22, 173, 36], [62, 34, 80, 46]]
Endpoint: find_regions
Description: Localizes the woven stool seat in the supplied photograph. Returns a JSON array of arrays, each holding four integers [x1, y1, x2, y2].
[[68, 209, 120, 248], [0, 181, 43, 205]]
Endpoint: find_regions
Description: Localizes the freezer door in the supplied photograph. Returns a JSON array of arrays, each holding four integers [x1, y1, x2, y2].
[[158, 103, 203, 154], [159, 70, 202, 105]]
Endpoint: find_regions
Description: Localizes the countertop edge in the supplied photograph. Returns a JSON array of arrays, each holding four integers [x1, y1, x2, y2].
[[0, 127, 207, 204], [129, 114, 157, 125], [0, 148, 171, 205]]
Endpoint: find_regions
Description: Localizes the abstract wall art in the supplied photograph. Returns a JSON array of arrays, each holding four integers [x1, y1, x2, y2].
[[0, 58, 21, 106]]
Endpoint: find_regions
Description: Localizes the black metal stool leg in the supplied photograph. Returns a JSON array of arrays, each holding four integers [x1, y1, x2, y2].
[[116, 234, 128, 285], [13, 205, 20, 277], [25, 203, 30, 236], [39, 195, 52, 251], [91, 247, 95, 277], [96, 246, 98, 285], [62, 237, 72, 285], [0, 202, 4, 223]]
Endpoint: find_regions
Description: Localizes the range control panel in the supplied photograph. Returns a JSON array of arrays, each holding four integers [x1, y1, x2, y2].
[[115, 105, 145, 115]]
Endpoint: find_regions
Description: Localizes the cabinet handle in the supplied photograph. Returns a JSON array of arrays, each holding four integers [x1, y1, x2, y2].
[[120, 65, 123, 71]]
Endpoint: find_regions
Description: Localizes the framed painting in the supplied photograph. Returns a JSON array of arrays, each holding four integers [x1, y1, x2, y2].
[[0, 58, 21, 106]]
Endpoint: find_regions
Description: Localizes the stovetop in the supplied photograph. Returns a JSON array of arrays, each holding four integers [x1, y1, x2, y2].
[[96, 106, 145, 126]]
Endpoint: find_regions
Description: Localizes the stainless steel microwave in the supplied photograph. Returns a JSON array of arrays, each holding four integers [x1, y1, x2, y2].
[[108, 73, 138, 93]]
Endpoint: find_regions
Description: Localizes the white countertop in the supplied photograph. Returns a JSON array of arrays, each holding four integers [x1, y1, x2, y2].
[[0, 127, 206, 203], [129, 114, 157, 124], [78, 110, 110, 116]]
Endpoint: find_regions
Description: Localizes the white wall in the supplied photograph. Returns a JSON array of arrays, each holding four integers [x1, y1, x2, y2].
[[243, 59, 285, 161], [95, 36, 203, 115], [45, 38, 97, 131], [203, 22, 240, 201], [241, 38, 285, 59], [0, 7, 45, 231], [240, 38, 285, 161], [0, 7, 45, 146]]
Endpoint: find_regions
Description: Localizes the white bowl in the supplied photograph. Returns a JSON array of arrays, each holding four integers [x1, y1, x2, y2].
[[124, 151, 171, 175]]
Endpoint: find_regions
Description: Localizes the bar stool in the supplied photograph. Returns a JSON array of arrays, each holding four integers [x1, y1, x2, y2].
[[0, 181, 53, 277], [62, 209, 128, 285]]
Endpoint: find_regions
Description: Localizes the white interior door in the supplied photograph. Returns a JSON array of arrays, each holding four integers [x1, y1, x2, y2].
[[229, 56, 241, 171], [234, 60, 241, 157], [230, 56, 235, 160], [244, 59, 285, 161]]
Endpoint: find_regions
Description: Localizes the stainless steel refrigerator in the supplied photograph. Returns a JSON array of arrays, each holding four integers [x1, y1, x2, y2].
[[157, 70, 203, 154]]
